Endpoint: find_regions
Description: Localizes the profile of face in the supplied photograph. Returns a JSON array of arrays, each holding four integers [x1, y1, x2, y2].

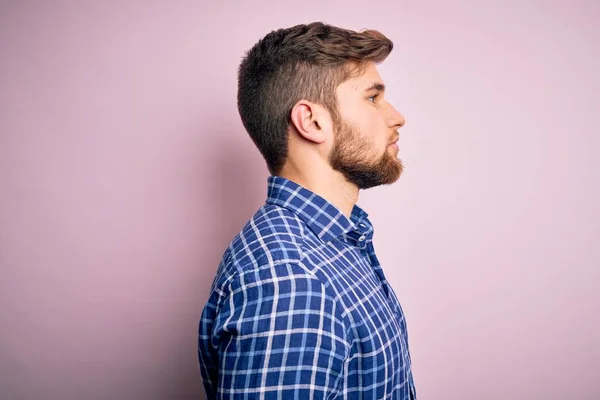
[[329, 62, 406, 190]]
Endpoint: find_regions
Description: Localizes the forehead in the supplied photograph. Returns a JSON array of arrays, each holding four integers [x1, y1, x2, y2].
[[338, 62, 384, 93]]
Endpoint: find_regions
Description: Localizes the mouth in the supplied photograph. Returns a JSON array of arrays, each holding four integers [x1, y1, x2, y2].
[[387, 134, 400, 153]]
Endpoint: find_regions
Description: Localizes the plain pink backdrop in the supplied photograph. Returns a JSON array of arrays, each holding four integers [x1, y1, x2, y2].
[[1, 1, 598, 399]]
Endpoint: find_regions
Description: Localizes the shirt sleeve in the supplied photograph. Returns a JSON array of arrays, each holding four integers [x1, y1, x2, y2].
[[199, 261, 350, 399]]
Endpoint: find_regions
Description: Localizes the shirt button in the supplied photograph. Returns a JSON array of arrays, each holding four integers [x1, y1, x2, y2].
[[358, 235, 366, 241]]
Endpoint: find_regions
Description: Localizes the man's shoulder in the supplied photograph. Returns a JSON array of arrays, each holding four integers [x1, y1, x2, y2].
[[226, 203, 307, 274]]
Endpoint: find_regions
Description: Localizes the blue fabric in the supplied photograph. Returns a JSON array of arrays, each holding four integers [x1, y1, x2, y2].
[[199, 176, 416, 399]]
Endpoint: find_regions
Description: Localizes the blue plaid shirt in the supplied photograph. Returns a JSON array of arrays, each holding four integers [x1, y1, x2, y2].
[[198, 176, 416, 399]]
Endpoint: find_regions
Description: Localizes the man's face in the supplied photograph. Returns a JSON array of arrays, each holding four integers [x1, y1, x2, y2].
[[329, 62, 406, 190]]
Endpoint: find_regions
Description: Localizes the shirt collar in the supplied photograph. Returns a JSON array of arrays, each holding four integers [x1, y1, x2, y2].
[[266, 176, 372, 243]]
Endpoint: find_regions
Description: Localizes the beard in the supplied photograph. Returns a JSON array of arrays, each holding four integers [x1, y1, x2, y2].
[[329, 119, 403, 190]]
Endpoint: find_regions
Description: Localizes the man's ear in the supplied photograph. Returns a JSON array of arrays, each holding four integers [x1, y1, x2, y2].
[[289, 100, 331, 144]]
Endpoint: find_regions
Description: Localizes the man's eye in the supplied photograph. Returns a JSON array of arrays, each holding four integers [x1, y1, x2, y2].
[[368, 95, 378, 103]]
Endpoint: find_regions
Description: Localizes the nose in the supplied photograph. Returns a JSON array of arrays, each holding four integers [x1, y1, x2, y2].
[[387, 104, 405, 130]]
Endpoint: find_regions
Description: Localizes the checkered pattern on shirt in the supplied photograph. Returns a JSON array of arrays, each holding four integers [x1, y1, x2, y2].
[[198, 176, 416, 399]]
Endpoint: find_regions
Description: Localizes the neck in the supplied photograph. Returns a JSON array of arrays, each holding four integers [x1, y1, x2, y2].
[[278, 165, 359, 219]]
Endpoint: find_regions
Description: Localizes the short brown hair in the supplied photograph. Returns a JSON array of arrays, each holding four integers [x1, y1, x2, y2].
[[237, 22, 393, 175]]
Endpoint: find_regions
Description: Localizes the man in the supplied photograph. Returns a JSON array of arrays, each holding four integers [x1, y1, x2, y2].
[[198, 22, 416, 399]]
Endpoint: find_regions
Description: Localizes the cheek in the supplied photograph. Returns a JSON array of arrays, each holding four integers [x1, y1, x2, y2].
[[366, 116, 390, 147], [342, 107, 388, 148], [353, 109, 384, 131]]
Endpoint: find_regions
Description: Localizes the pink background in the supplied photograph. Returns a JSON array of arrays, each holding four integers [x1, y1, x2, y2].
[[1, 1, 598, 399]]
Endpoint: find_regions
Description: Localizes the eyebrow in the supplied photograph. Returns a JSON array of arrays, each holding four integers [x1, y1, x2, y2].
[[364, 82, 386, 93]]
